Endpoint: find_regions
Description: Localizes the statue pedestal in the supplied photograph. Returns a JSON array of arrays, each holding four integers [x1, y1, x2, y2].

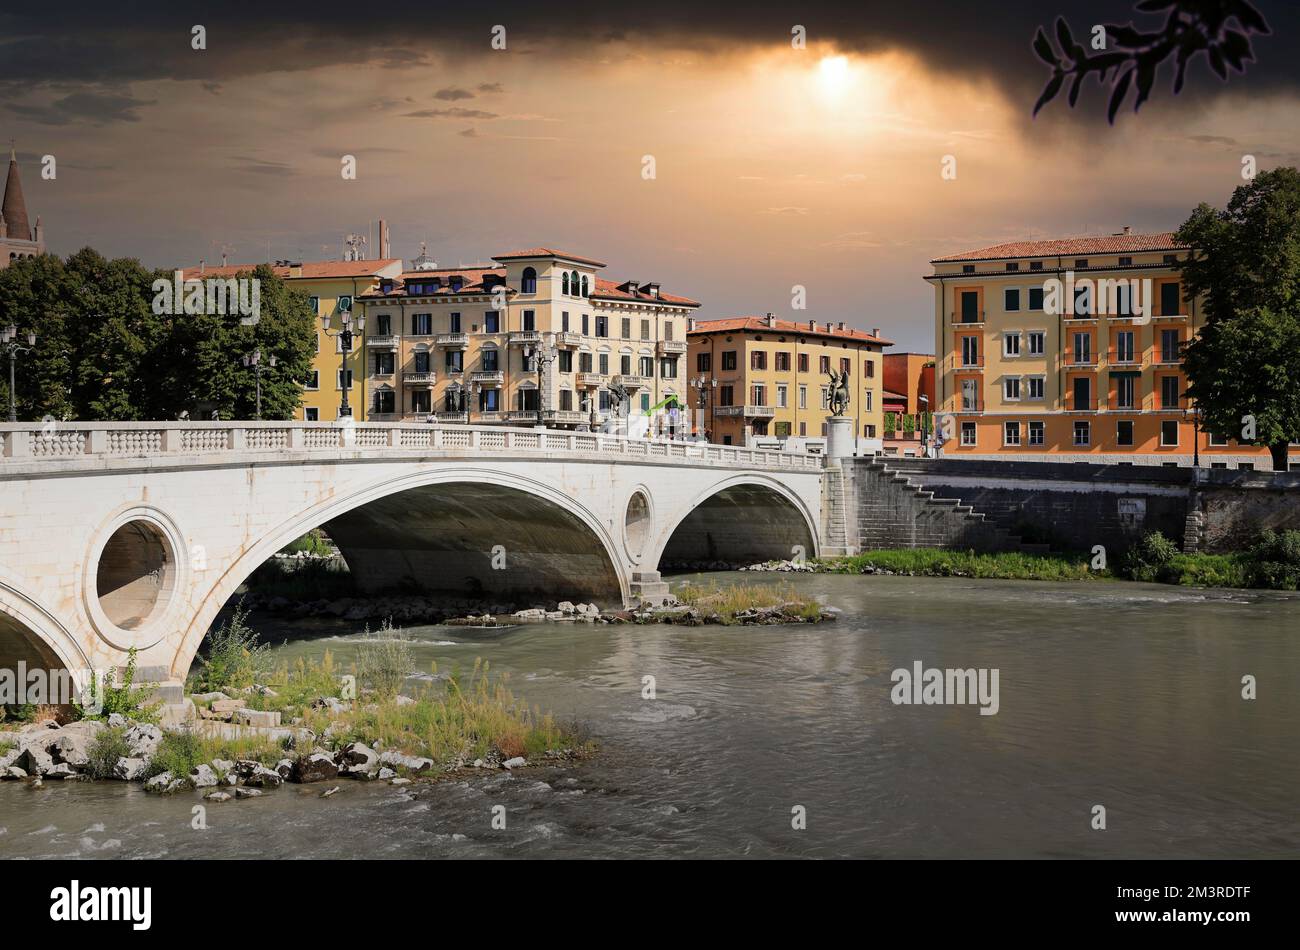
[[825, 415, 853, 464]]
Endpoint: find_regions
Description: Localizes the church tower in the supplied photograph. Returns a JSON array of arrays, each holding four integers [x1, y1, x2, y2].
[[1, 145, 46, 268]]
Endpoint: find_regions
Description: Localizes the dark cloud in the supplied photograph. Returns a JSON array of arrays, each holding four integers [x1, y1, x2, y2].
[[229, 156, 296, 177], [5, 90, 155, 125], [402, 107, 497, 119], [477, 82, 504, 94], [434, 87, 475, 100]]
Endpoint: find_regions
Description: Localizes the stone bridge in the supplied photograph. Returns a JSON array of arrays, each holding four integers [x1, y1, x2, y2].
[[0, 421, 827, 683]]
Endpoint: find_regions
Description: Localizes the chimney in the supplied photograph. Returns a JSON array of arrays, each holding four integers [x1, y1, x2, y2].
[[837, 321, 846, 330], [872, 327, 881, 338], [378, 219, 390, 259], [687, 317, 696, 332], [198, 259, 205, 274], [765, 312, 776, 328], [1123, 225, 1131, 235], [808, 319, 816, 331]]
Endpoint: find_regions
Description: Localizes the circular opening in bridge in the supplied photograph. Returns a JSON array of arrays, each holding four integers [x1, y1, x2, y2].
[[95, 520, 176, 630], [624, 491, 651, 559]]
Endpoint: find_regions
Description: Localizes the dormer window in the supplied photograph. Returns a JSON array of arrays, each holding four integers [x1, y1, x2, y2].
[[962, 264, 975, 274], [450, 277, 464, 292]]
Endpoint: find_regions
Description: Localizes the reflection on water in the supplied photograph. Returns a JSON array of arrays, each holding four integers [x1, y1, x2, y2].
[[3, 574, 1298, 859]]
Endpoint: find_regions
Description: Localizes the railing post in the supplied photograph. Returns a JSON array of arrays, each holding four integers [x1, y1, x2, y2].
[[503, 431, 513, 450], [160, 428, 181, 453], [230, 427, 246, 451], [3, 430, 30, 458], [471, 429, 481, 450], [287, 427, 304, 450], [387, 428, 400, 448], [433, 427, 443, 450], [87, 429, 108, 455]]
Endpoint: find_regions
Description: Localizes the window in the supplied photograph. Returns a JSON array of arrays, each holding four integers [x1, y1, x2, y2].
[[1160, 420, 1179, 446], [445, 350, 463, 372], [485, 311, 500, 333], [641, 319, 650, 340], [596, 316, 609, 338], [1004, 288, 1021, 311], [521, 267, 537, 294], [1028, 331, 1045, 355], [523, 310, 536, 331], [1074, 259, 1088, 269], [718, 385, 734, 406], [863, 358, 874, 378], [1028, 287, 1045, 311], [722, 350, 738, 371], [840, 357, 851, 374], [751, 384, 766, 406], [619, 354, 632, 375], [776, 384, 788, 408], [961, 378, 979, 411], [1163, 254, 1178, 264], [561, 312, 570, 332], [776, 352, 791, 371], [337, 295, 353, 314], [1004, 331, 1021, 357], [579, 352, 593, 373], [560, 389, 573, 411], [1004, 421, 1021, 446], [1160, 282, 1181, 316], [798, 353, 809, 372], [1030, 261, 1043, 271], [1027, 376, 1044, 400], [1005, 262, 1020, 272], [582, 314, 590, 335], [799, 385, 807, 409], [1073, 332, 1092, 364], [1028, 421, 1045, 446], [640, 392, 650, 412], [412, 313, 432, 335], [640, 356, 655, 377], [337, 369, 353, 390], [1238, 462, 1254, 471], [373, 389, 395, 414], [1072, 376, 1091, 411], [374, 351, 395, 375], [308, 296, 320, 314], [621, 318, 631, 339], [962, 264, 975, 273], [562, 272, 570, 295], [1160, 329, 1180, 362], [1116, 330, 1135, 363], [864, 424, 877, 438], [373, 313, 392, 335], [819, 355, 830, 373], [961, 422, 977, 446], [581, 275, 589, 297], [799, 422, 807, 436], [1003, 376, 1021, 400], [305, 407, 319, 421], [864, 391, 874, 412], [961, 336, 980, 367], [1208, 432, 1228, 447], [1073, 421, 1091, 446], [1072, 284, 1092, 316], [1119, 256, 1133, 266], [305, 370, 319, 391], [413, 352, 431, 374], [1116, 375, 1135, 409], [450, 312, 462, 332], [697, 352, 712, 372], [959, 291, 980, 322], [751, 351, 767, 370], [660, 357, 677, 378], [482, 349, 499, 371], [1117, 420, 1134, 446], [598, 353, 609, 374], [478, 388, 499, 412], [1161, 375, 1180, 409]]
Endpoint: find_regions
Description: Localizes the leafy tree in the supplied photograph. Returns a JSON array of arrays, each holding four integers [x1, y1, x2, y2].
[[1177, 168, 1300, 470], [1033, 1, 1270, 123]]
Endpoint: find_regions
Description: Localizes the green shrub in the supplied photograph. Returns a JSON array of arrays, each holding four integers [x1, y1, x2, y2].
[[355, 619, 414, 701], [144, 730, 205, 780], [1245, 529, 1300, 590], [1121, 531, 1181, 582], [192, 603, 271, 692], [279, 529, 336, 557], [76, 647, 160, 723], [87, 726, 131, 779]]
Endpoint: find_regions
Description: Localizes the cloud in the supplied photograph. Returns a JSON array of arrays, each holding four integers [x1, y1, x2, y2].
[[402, 107, 498, 119], [761, 206, 809, 216], [229, 155, 296, 177], [5, 90, 156, 125], [477, 82, 504, 94], [434, 87, 475, 101], [458, 127, 479, 138]]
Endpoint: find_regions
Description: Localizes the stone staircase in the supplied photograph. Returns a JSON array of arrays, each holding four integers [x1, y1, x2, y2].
[[114, 664, 195, 727], [820, 466, 856, 556], [1182, 498, 1205, 554], [850, 458, 1054, 555]]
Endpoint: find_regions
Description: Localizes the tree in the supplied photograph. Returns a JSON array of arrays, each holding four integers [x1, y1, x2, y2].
[[1177, 168, 1300, 470], [1032, 1, 1270, 123]]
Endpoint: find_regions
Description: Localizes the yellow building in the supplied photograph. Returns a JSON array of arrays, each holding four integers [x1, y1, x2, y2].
[[356, 247, 699, 429], [924, 229, 1298, 469], [182, 259, 402, 421], [687, 315, 890, 451]]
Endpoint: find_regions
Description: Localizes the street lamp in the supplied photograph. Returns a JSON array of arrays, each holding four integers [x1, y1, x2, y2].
[[241, 349, 278, 420], [918, 393, 930, 456], [522, 333, 558, 425], [689, 373, 717, 442], [321, 309, 365, 417], [1, 324, 37, 423]]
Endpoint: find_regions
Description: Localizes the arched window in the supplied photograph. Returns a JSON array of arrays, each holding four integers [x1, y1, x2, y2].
[[581, 275, 589, 297], [521, 267, 537, 294], [562, 272, 570, 295], [570, 271, 580, 296]]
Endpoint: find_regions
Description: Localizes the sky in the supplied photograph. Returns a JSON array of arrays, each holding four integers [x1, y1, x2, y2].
[[2, 1, 1298, 351]]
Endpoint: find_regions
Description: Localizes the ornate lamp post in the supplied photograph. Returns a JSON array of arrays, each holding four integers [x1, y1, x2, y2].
[[689, 373, 717, 441], [241, 349, 277, 420], [522, 333, 558, 424], [2, 324, 37, 423], [321, 308, 364, 417]]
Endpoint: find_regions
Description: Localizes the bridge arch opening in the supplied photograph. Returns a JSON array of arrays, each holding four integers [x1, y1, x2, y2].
[[95, 520, 176, 630], [660, 482, 817, 569]]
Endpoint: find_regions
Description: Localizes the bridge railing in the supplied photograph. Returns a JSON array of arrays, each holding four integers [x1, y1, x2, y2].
[[0, 421, 824, 472]]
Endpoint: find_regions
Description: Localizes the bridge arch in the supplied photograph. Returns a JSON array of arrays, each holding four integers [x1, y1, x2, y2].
[[654, 473, 819, 569], [170, 466, 629, 677], [0, 566, 93, 686]]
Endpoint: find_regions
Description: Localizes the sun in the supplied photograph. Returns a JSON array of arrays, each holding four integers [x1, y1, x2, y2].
[[817, 55, 851, 97]]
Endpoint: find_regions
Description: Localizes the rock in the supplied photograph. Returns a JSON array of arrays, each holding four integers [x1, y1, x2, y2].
[[502, 757, 526, 770], [210, 698, 246, 715], [3, 766, 28, 780], [44, 763, 76, 779], [232, 708, 282, 728], [123, 723, 163, 760], [377, 767, 396, 780], [107, 713, 129, 729], [16, 745, 53, 776], [243, 765, 283, 788], [472, 758, 485, 769], [145, 771, 182, 793], [336, 742, 380, 778], [311, 696, 349, 714], [394, 695, 416, 707], [113, 757, 147, 781], [211, 758, 235, 774], [0, 748, 19, 771], [190, 764, 218, 788], [275, 758, 294, 780], [48, 732, 94, 770], [389, 777, 412, 786], [204, 791, 232, 802], [234, 787, 263, 799], [513, 608, 546, 621], [290, 753, 338, 784], [320, 786, 340, 798], [250, 685, 278, 697], [191, 692, 229, 704], [378, 750, 435, 774], [557, 601, 576, 614]]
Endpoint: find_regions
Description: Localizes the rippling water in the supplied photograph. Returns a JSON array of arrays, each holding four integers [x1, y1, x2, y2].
[[3, 574, 1298, 859]]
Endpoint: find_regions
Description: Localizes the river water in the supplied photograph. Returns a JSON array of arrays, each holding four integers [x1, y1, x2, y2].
[[2, 574, 1297, 859]]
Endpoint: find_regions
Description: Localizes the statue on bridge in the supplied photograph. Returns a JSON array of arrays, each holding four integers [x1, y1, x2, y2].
[[826, 369, 850, 417]]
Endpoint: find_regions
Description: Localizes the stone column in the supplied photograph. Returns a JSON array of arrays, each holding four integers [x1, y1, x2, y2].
[[825, 414, 853, 465]]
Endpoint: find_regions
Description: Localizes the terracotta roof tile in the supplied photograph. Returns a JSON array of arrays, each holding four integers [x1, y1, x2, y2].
[[689, 316, 892, 346], [493, 247, 607, 267], [590, 277, 699, 308], [932, 232, 1186, 263], [179, 259, 401, 280]]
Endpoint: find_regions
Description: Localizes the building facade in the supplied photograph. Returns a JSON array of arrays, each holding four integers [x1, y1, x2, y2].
[[356, 247, 698, 430], [926, 229, 1297, 470], [1, 148, 46, 268], [687, 315, 889, 452], [181, 259, 402, 422]]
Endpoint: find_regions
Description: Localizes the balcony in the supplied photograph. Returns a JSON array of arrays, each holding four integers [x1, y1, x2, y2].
[[951, 311, 985, 325], [955, 354, 985, 371], [434, 411, 468, 424], [613, 374, 649, 389], [542, 409, 589, 425], [505, 410, 540, 423], [715, 405, 776, 418], [476, 411, 504, 423], [366, 334, 398, 349], [554, 331, 583, 348], [576, 372, 609, 388], [403, 371, 436, 387], [470, 370, 504, 385], [657, 340, 687, 355], [436, 333, 469, 348], [508, 330, 542, 346]]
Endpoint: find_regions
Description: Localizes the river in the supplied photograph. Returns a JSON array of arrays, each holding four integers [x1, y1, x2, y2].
[[2, 573, 1297, 859]]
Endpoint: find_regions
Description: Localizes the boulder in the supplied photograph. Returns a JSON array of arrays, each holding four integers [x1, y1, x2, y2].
[[3, 766, 28, 780], [107, 713, 129, 729], [113, 757, 147, 781], [191, 692, 229, 704], [378, 750, 435, 774], [275, 758, 294, 780], [557, 601, 576, 614], [211, 758, 235, 774], [290, 753, 337, 784], [145, 771, 180, 793], [123, 723, 162, 760], [189, 764, 218, 788], [513, 608, 546, 621], [0, 748, 20, 771], [502, 757, 527, 770], [45, 763, 76, 779], [210, 698, 246, 715], [377, 767, 396, 781], [17, 745, 53, 776], [389, 777, 412, 786], [204, 790, 232, 802], [394, 695, 416, 707], [242, 765, 283, 788], [336, 742, 380, 778], [231, 708, 281, 728], [48, 732, 94, 770], [234, 786, 263, 799]]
